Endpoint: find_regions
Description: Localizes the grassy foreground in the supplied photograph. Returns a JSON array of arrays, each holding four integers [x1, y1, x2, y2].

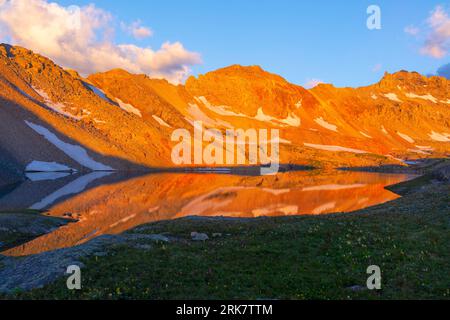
[[1, 177, 449, 300]]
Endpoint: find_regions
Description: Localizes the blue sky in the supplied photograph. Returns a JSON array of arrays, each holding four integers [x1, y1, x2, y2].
[[34, 0, 450, 86]]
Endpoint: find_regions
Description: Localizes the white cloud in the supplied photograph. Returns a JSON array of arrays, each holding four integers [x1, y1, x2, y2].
[[420, 6, 450, 58], [304, 79, 324, 89], [122, 20, 153, 39], [0, 0, 201, 83]]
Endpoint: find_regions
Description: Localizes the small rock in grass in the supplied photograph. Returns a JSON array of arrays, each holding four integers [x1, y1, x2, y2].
[[347, 285, 367, 292], [147, 234, 170, 243], [212, 233, 222, 238], [93, 251, 107, 257], [191, 232, 209, 241], [133, 244, 152, 251]]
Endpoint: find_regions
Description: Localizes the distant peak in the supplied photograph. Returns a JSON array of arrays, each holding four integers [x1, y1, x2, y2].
[[103, 68, 131, 76], [191, 64, 289, 85], [215, 64, 266, 74], [378, 70, 430, 88], [89, 68, 132, 80], [381, 70, 422, 81]]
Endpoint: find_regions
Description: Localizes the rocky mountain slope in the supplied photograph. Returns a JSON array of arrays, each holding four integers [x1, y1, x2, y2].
[[0, 44, 449, 182], [0, 44, 173, 176]]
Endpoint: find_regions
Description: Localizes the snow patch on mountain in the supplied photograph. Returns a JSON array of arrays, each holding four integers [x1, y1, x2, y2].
[[32, 86, 81, 120], [408, 148, 431, 155], [429, 131, 450, 142], [415, 145, 433, 151], [152, 115, 172, 128], [198, 97, 302, 127], [397, 132, 415, 143], [115, 98, 142, 117], [109, 214, 138, 229], [383, 93, 402, 103], [187, 103, 232, 128], [196, 96, 302, 127], [304, 143, 368, 154], [252, 204, 298, 216], [261, 188, 291, 195], [314, 117, 338, 132], [195, 96, 247, 118], [25, 121, 114, 171], [405, 93, 438, 103], [311, 201, 336, 215], [360, 131, 372, 139]]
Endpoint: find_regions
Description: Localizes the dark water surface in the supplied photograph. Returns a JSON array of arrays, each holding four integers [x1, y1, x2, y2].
[[0, 170, 414, 256]]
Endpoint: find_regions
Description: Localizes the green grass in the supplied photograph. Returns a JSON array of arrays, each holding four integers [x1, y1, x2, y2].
[[2, 177, 448, 300]]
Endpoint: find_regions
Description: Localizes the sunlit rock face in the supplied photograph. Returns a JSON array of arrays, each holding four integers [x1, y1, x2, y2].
[[1, 44, 449, 171], [2, 171, 412, 256]]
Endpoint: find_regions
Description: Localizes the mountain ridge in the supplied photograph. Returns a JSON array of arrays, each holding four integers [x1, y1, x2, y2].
[[0, 43, 448, 185]]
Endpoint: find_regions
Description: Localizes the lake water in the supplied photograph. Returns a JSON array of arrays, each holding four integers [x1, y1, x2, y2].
[[0, 170, 413, 256]]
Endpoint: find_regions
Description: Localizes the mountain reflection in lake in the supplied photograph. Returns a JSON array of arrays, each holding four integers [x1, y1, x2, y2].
[[0, 170, 413, 256]]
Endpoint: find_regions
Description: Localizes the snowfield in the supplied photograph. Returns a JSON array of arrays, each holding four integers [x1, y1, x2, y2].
[[360, 131, 372, 139], [383, 93, 402, 103], [406, 93, 438, 103], [152, 115, 172, 128], [32, 86, 81, 120], [196, 96, 247, 118], [116, 98, 142, 117], [314, 117, 338, 132], [255, 108, 301, 127], [429, 131, 450, 142], [187, 103, 232, 128], [397, 132, 415, 143], [311, 202, 336, 215], [25, 121, 114, 171], [196, 96, 301, 127], [304, 143, 369, 154], [252, 204, 298, 216]]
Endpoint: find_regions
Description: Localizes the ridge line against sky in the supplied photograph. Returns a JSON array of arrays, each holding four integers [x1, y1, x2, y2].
[[0, 0, 449, 86]]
